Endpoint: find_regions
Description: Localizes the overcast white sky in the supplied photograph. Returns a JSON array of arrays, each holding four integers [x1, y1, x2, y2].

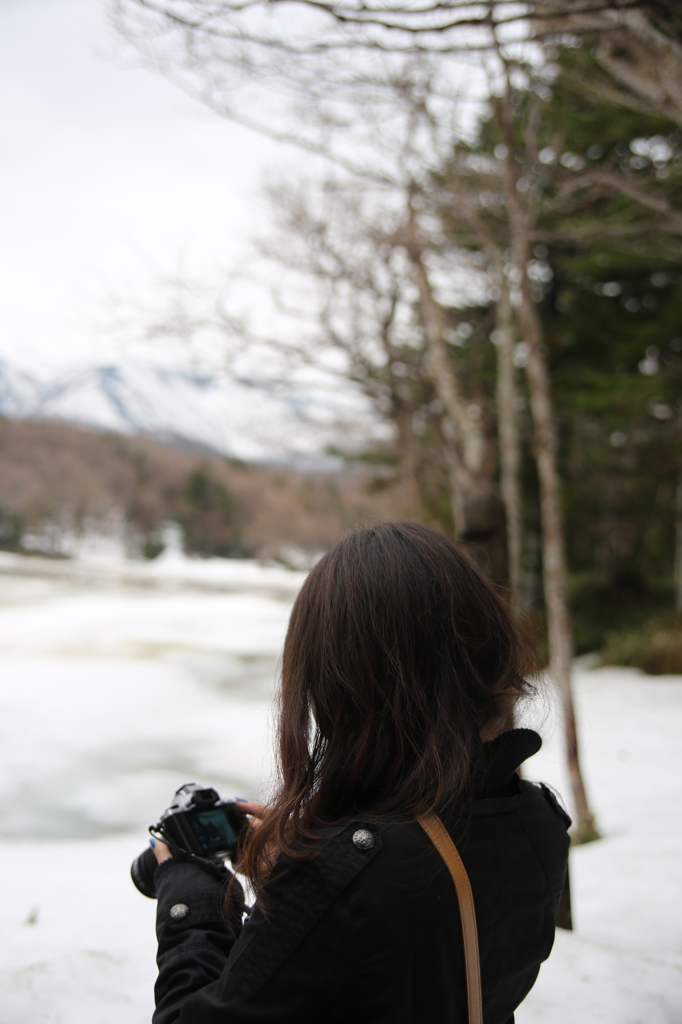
[[0, 0, 301, 372]]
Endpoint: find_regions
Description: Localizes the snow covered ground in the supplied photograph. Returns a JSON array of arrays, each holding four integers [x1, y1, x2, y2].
[[0, 555, 680, 1023], [0, 542, 308, 598]]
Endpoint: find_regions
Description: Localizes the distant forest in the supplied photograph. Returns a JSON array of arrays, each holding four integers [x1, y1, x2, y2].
[[0, 418, 416, 564]]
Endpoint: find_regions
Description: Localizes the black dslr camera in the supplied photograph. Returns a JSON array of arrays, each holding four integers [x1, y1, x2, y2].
[[131, 783, 248, 899]]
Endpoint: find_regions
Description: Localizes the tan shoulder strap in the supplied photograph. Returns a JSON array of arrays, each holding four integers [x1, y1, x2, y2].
[[416, 813, 483, 1024]]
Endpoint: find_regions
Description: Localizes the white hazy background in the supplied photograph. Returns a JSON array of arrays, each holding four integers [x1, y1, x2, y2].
[[0, 0, 293, 371]]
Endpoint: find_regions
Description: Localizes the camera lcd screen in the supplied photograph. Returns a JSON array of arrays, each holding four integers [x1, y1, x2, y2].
[[189, 809, 238, 854]]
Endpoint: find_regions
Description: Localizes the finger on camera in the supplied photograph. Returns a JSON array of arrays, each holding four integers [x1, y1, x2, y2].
[[235, 799, 267, 825], [151, 838, 173, 864]]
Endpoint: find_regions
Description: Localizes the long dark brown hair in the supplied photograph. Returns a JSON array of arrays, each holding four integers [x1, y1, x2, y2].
[[238, 521, 536, 904]]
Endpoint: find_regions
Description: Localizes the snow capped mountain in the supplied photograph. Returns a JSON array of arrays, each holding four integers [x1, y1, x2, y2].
[[0, 360, 42, 418], [0, 358, 378, 462]]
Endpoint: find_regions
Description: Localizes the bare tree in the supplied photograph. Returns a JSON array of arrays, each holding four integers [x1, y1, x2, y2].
[[478, 54, 596, 839], [397, 201, 509, 580], [677, 468, 682, 615], [112, 0, 622, 839], [488, 248, 523, 605], [254, 178, 445, 506], [259, 172, 516, 569]]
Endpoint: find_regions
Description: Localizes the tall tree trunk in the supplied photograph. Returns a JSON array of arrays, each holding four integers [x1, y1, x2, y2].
[[489, 247, 523, 607], [404, 208, 508, 583], [671, 464, 675, 614], [522, 292, 598, 841], [497, 84, 599, 842], [405, 246, 466, 534]]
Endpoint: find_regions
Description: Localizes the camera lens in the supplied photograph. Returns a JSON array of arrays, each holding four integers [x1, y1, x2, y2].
[[131, 845, 159, 899]]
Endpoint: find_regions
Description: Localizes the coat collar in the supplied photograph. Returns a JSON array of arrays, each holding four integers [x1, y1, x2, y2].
[[473, 728, 542, 798]]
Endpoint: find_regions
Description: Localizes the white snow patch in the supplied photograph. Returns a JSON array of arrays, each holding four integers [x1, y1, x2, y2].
[[516, 666, 682, 1022], [0, 548, 308, 596]]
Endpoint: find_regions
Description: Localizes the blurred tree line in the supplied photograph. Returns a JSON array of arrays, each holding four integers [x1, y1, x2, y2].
[[0, 420, 416, 564]]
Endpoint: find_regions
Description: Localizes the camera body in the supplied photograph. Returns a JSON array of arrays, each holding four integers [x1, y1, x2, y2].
[[131, 783, 248, 898], [154, 783, 247, 860]]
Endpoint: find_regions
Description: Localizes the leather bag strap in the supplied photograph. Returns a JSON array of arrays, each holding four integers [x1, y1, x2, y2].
[[416, 813, 483, 1024]]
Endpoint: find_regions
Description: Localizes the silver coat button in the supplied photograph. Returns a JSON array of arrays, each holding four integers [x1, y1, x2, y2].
[[352, 828, 375, 850], [170, 903, 189, 920]]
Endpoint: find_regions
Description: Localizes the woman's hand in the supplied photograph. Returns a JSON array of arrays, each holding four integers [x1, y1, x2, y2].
[[232, 799, 268, 871]]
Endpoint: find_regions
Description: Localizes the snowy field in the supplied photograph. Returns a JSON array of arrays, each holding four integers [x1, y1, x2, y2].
[[0, 554, 681, 1023]]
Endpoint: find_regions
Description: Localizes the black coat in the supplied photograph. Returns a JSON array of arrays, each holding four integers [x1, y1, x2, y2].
[[152, 729, 570, 1024]]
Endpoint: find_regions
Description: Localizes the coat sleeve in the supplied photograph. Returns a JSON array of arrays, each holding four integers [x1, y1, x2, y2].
[[152, 858, 244, 1024], [152, 823, 383, 1024]]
